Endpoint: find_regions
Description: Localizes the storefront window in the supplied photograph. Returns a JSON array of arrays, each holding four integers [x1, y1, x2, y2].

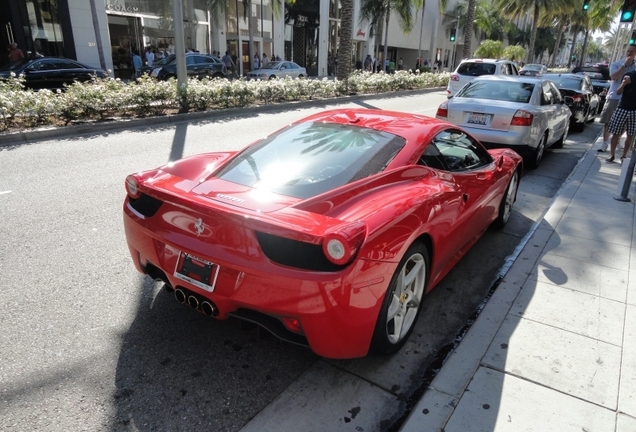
[[23, 0, 64, 57], [226, 0, 239, 36], [329, 0, 340, 19]]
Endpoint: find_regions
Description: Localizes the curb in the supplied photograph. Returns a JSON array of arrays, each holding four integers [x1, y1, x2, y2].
[[0, 87, 443, 148], [399, 131, 605, 432]]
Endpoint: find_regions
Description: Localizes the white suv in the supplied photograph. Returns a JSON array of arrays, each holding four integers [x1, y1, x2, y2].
[[446, 59, 519, 97]]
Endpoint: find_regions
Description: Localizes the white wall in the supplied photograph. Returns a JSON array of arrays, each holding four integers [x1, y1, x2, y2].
[[67, 0, 113, 72]]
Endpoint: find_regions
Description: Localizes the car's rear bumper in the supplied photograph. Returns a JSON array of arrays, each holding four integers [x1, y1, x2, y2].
[[123, 203, 393, 358]]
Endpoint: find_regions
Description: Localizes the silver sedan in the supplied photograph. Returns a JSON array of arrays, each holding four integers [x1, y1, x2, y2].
[[246, 61, 307, 80], [436, 75, 571, 168]]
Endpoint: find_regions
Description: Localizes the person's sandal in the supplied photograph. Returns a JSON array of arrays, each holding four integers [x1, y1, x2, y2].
[[607, 155, 615, 162]]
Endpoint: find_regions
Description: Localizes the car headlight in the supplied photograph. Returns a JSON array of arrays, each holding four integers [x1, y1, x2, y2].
[[150, 68, 161, 77]]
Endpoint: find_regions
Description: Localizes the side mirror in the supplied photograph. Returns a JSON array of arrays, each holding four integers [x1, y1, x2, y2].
[[495, 154, 505, 170]]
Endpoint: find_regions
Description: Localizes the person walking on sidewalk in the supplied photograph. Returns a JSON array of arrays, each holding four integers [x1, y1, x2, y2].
[[598, 44, 636, 152], [605, 69, 636, 163]]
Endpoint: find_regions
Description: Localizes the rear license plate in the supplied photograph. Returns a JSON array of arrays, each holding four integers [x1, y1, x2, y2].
[[467, 113, 489, 125], [174, 251, 220, 292]]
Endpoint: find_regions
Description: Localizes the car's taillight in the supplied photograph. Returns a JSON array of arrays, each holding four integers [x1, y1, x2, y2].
[[510, 109, 534, 126], [572, 95, 584, 103], [322, 221, 366, 266], [450, 73, 460, 81], [436, 101, 448, 118], [125, 174, 142, 199]]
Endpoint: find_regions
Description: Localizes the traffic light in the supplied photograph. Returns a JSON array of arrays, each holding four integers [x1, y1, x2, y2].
[[630, 29, 636, 45], [450, 28, 456, 42], [620, 0, 636, 22], [582, 0, 590, 11]]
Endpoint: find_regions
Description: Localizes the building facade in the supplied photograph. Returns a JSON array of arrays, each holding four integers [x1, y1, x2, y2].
[[1, 0, 470, 77]]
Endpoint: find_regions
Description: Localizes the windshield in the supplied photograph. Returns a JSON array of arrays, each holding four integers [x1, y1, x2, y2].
[[216, 122, 405, 199], [456, 80, 535, 103], [523, 64, 543, 70]]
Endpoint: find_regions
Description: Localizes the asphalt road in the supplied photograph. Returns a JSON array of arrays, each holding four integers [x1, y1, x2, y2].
[[0, 91, 602, 431]]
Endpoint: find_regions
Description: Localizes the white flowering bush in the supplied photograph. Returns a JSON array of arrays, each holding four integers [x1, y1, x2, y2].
[[126, 75, 177, 117], [0, 74, 57, 130], [0, 70, 449, 131], [57, 77, 128, 123]]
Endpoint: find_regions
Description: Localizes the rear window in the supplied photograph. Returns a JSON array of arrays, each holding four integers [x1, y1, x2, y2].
[[216, 122, 405, 199], [457, 62, 497, 76], [456, 80, 535, 103], [548, 76, 582, 90]]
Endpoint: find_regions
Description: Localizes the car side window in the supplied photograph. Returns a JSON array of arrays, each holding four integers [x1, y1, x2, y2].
[[540, 82, 553, 105], [30, 60, 56, 71], [511, 63, 519, 75], [423, 130, 492, 172], [548, 82, 562, 103], [56, 60, 81, 69], [186, 56, 195, 65]]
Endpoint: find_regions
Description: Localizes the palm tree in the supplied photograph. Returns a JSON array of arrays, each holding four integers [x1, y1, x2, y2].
[[579, 0, 620, 66], [337, 0, 355, 82], [462, 0, 477, 58], [359, 0, 417, 74], [494, 0, 577, 63], [474, 0, 512, 41]]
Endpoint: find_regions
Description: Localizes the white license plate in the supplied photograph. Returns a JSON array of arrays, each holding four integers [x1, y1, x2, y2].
[[467, 113, 488, 125], [173, 251, 220, 292]]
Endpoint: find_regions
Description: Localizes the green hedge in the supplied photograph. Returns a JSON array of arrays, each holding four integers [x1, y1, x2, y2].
[[0, 70, 450, 131]]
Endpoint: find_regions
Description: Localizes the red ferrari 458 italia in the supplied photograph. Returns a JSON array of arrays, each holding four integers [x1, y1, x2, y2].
[[123, 109, 522, 359]]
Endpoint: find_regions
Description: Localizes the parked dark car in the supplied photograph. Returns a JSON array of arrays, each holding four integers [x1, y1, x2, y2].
[[144, 53, 226, 80], [0, 57, 108, 90], [519, 63, 547, 76], [571, 65, 610, 112], [543, 73, 600, 132]]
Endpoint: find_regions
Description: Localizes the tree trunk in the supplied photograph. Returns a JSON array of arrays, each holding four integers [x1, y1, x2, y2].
[[579, 27, 590, 67], [383, 10, 391, 73], [337, 0, 354, 82], [248, 0, 254, 71], [462, 0, 476, 59], [550, 25, 565, 67], [567, 29, 579, 68], [526, 4, 540, 64]]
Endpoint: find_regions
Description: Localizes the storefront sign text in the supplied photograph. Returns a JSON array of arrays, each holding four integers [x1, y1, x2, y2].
[[106, 4, 140, 13]]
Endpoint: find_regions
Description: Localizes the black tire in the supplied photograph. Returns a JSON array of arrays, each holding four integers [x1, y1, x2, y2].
[[493, 170, 519, 228], [527, 134, 546, 169], [269, 75, 277, 80], [371, 242, 429, 355], [298, 74, 304, 78]]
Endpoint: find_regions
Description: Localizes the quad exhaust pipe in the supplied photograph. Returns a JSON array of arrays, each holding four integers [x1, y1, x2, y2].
[[173, 287, 218, 317]]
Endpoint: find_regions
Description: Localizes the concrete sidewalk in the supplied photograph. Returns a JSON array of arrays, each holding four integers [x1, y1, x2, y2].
[[401, 136, 636, 432]]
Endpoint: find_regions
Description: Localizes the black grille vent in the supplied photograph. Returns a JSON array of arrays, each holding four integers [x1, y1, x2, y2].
[[255, 231, 346, 272], [129, 193, 163, 217]]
